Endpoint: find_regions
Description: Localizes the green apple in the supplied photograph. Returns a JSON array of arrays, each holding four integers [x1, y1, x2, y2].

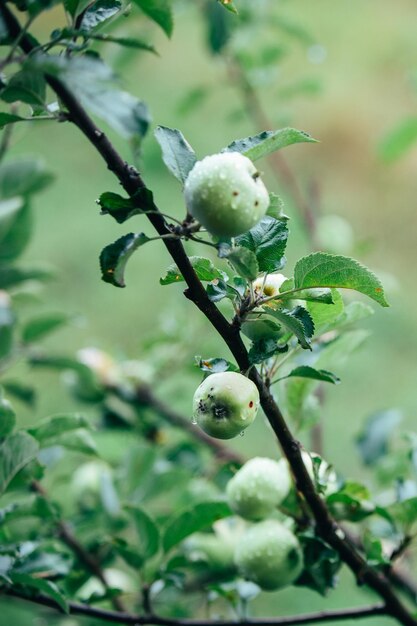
[[226, 456, 291, 520], [183, 533, 237, 575], [193, 371, 259, 439], [184, 152, 269, 237], [234, 520, 303, 591]]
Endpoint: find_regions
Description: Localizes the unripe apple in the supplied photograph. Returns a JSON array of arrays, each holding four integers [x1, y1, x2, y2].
[[182, 533, 237, 575], [193, 371, 260, 439], [184, 152, 269, 237], [234, 520, 303, 591], [226, 457, 291, 520]]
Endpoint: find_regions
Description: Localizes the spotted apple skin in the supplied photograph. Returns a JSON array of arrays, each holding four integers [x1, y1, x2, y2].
[[193, 371, 260, 440], [234, 520, 304, 591], [184, 152, 269, 237]]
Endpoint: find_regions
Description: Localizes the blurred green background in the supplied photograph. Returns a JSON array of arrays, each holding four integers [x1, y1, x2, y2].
[[3, 0, 417, 623]]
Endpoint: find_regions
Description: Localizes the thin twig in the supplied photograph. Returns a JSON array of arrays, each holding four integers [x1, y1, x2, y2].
[[4, 590, 387, 626], [31, 480, 126, 612]]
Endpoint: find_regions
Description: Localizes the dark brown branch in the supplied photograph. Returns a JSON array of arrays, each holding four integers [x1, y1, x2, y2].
[[4, 590, 387, 626], [1, 6, 416, 625], [31, 480, 126, 612]]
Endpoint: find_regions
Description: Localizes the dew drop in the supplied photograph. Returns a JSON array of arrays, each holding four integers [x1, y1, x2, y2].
[[239, 431, 245, 437], [191, 417, 197, 425]]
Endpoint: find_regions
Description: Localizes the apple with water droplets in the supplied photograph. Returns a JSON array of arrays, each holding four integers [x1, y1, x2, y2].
[[226, 456, 291, 520], [234, 519, 304, 591], [192, 371, 260, 439], [184, 152, 270, 237]]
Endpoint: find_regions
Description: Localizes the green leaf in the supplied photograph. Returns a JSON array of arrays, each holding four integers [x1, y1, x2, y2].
[[0, 267, 53, 289], [248, 338, 287, 365], [235, 217, 288, 273], [0, 199, 32, 263], [266, 192, 286, 220], [112, 538, 145, 568], [293, 252, 389, 307], [132, 0, 173, 37], [126, 505, 160, 560], [284, 330, 369, 429], [196, 357, 238, 373], [163, 501, 231, 552], [296, 532, 341, 596], [1, 70, 46, 107], [33, 55, 151, 139], [227, 247, 258, 281], [333, 300, 374, 329], [0, 390, 16, 438], [63, 0, 83, 17], [206, 279, 240, 303], [280, 366, 340, 385], [160, 256, 225, 285], [2, 381, 35, 408], [241, 318, 282, 342], [218, 0, 238, 14], [306, 289, 344, 332], [79, 0, 122, 32], [379, 117, 417, 162], [388, 497, 417, 530], [204, 1, 232, 55], [154, 126, 196, 185], [28, 413, 90, 443], [356, 409, 402, 466], [98, 188, 154, 224], [28, 354, 104, 402], [327, 482, 376, 522], [28, 415, 97, 455], [362, 531, 390, 567], [42, 429, 98, 456], [0, 495, 54, 524], [268, 306, 314, 350], [100, 232, 151, 287], [0, 432, 39, 495], [22, 314, 68, 344], [14, 549, 71, 577], [223, 128, 317, 162], [0, 113, 25, 127], [10, 573, 68, 613], [0, 158, 54, 199]]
